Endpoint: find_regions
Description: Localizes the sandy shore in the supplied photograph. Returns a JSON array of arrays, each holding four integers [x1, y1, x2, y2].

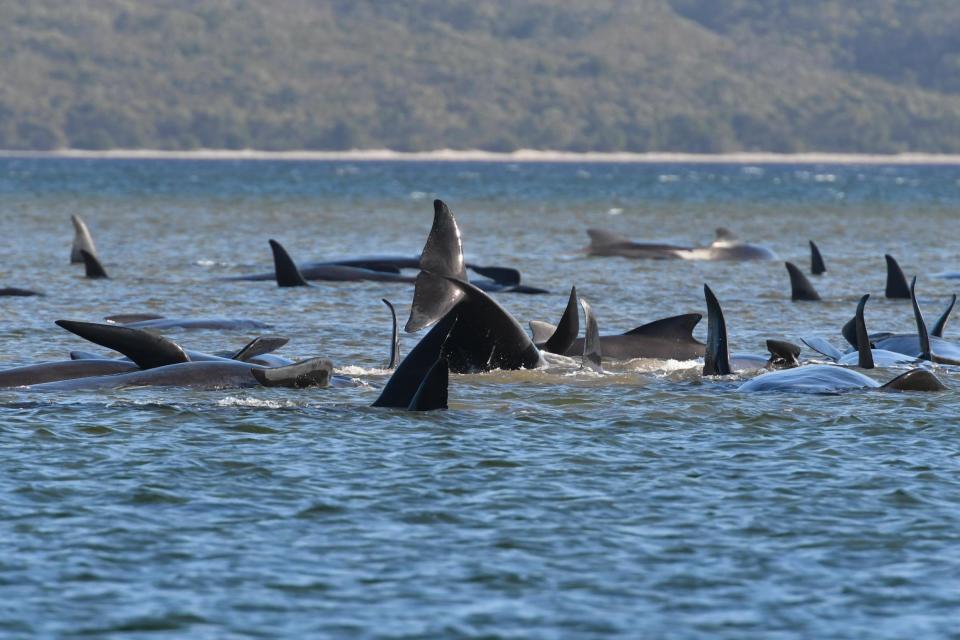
[[3, 148, 960, 164]]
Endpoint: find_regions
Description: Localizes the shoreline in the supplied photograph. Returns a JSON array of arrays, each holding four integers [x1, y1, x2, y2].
[[3, 148, 960, 165]]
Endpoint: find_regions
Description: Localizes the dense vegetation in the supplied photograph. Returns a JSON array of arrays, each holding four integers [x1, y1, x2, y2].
[[2, 0, 960, 152]]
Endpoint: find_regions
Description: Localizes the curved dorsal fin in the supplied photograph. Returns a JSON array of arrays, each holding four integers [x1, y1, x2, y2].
[[382, 298, 400, 369], [70, 214, 97, 264], [885, 254, 910, 299], [580, 297, 601, 371], [542, 286, 579, 354], [786, 262, 821, 301], [810, 240, 826, 275], [269, 239, 309, 287], [586, 228, 631, 249], [80, 249, 109, 279], [932, 294, 956, 338], [703, 284, 732, 375], [623, 313, 702, 342], [55, 320, 189, 369], [855, 294, 874, 369], [910, 277, 932, 361]]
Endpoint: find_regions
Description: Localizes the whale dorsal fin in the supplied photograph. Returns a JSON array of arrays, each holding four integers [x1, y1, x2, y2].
[[269, 239, 309, 287], [712, 227, 737, 243], [586, 228, 632, 249], [382, 299, 400, 369], [80, 249, 109, 279], [932, 294, 956, 338], [810, 240, 826, 275], [70, 215, 98, 264], [579, 298, 602, 371], [55, 320, 189, 369], [703, 284, 732, 375], [801, 337, 844, 361], [542, 286, 579, 354], [407, 358, 449, 411], [230, 336, 290, 362], [406, 200, 468, 333], [786, 262, 821, 301], [881, 368, 947, 392], [623, 313, 702, 342], [910, 277, 932, 361], [855, 294, 874, 369], [885, 254, 910, 299]]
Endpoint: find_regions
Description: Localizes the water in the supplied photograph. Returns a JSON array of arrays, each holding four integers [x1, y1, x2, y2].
[[1, 159, 960, 638]]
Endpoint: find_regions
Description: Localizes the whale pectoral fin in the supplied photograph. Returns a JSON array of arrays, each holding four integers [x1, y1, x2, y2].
[[105, 313, 165, 325], [623, 313, 703, 342], [406, 358, 449, 411], [809, 240, 826, 275], [470, 266, 521, 287], [269, 239, 310, 287], [382, 299, 400, 369], [885, 254, 911, 299], [580, 298, 602, 371], [932, 294, 957, 338], [55, 320, 189, 369], [230, 335, 290, 362], [786, 262, 821, 301], [703, 284, 732, 376], [251, 357, 333, 388], [800, 337, 843, 361], [881, 368, 947, 392], [541, 286, 579, 354], [80, 249, 109, 279], [765, 339, 801, 368]]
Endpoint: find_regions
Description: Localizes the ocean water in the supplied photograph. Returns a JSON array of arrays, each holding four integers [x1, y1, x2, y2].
[[1, 158, 960, 638]]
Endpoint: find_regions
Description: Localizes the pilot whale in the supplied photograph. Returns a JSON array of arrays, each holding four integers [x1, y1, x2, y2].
[[587, 227, 776, 261]]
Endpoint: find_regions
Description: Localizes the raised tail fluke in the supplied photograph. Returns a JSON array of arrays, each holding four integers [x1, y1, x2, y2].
[[269, 239, 309, 287], [406, 358, 449, 411], [932, 294, 956, 338], [810, 240, 826, 275], [80, 249, 109, 279], [55, 320, 189, 369], [382, 298, 400, 369], [406, 200, 468, 333], [580, 297, 601, 371], [703, 284, 732, 376], [885, 254, 910, 299], [785, 261, 821, 301], [70, 215, 97, 264], [854, 294, 874, 369], [541, 286, 579, 354], [910, 277, 932, 361]]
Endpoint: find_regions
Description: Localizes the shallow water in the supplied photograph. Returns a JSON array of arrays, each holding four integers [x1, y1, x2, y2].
[[2, 159, 960, 638]]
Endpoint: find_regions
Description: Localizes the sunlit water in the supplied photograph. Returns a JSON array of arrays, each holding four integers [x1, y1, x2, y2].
[[1, 159, 960, 638]]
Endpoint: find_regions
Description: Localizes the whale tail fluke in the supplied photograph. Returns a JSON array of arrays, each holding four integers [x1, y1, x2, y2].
[[407, 358, 449, 411], [810, 240, 826, 275], [786, 262, 821, 301], [80, 249, 109, 279], [55, 320, 189, 369], [70, 215, 98, 264], [251, 357, 333, 388], [406, 200, 468, 333], [703, 284, 732, 376], [269, 240, 309, 287], [885, 254, 910, 299], [382, 299, 400, 369], [932, 294, 957, 338]]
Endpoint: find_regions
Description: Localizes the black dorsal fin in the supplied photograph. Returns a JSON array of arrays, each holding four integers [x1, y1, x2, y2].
[[785, 262, 821, 301], [230, 335, 290, 362], [382, 298, 400, 369], [470, 265, 520, 287], [855, 294, 874, 369], [542, 286, 579, 354], [810, 240, 826, 275], [932, 294, 956, 338], [269, 239, 309, 287], [251, 357, 333, 388], [586, 228, 631, 249], [406, 200, 468, 333], [766, 339, 801, 368], [624, 313, 702, 342], [81, 249, 109, 279], [580, 297, 601, 371], [55, 320, 189, 369], [407, 358, 449, 411], [885, 254, 910, 299], [703, 284, 732, 375], [910, 277, 932, 361]]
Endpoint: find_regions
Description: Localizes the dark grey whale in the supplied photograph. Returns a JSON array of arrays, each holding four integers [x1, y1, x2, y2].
[[104, 314, 273, 331], [0, 287, 42, 297], [802, 295, 917, 368], [587, 227, 776, 261]]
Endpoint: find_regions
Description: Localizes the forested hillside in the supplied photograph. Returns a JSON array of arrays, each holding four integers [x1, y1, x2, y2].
[[2, 0, 960, 152]]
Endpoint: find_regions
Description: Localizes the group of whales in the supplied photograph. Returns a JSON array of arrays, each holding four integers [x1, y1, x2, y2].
[[1, 199, 956, 407]]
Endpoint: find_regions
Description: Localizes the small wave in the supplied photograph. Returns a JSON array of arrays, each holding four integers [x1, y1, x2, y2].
[[336, 365, 389, 376], [217, 396, 297, 409]]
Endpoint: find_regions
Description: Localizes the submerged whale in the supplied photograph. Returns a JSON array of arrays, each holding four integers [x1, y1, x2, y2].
[[587, 227, 776, 261], [104, 314, 273, 331], [0, 287, 42, 297]]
